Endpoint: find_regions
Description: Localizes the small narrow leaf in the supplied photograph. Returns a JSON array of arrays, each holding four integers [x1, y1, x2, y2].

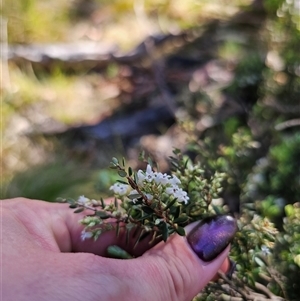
[[171, 161, 179, 169], [173, 148, 181, 155], [117, 180, 129, 185], [136, 213, 152, 222], [116, 222, 120, 237], [100, 198, 105, 209], [212, 204, 223, 215], [122, 157, 125, 167], [66, 198, 76, 204], [147, 157, 153, 166], [107, 245, 133, 259], [56, 197, 65, 203], [125, 228, 130, 245], [164, 198, 177, 211], [128, 193, 141, 200], [133, 230, 145, 249], [174, 215, 189, 224], [96, 211, 110, 218], [118, 170, 127, 177], [162, 222, 169, 242], [175, 226, 186, 236], [111, 157, 119, 165], [73, 207, 85, 213], [134, 172, 138, 184], [142, 206, 155, 214], [109, 164, 118, 169], [128, 167, 133, 176], [139, 150, 145, 161], [174, 206, 181, 219], [184, 158, 190, 169]]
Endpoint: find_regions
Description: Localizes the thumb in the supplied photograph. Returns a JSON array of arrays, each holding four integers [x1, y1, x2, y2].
[[133, 215, 237, 301]]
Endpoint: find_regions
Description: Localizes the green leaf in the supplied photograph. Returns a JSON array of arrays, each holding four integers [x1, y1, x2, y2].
[[175, 226, 186, 236], [165, 198, 177, 211], [100, 198, 105, 209], [142, 206, 155, 214], [56, 197, 65, 203], [118, 170, 127, 177], [254, 256, 265, 267], [184, 158, 190, 169], [162, 222, 169, 242], [173, 206, 181, 219], [107, 245, 133, 259], [285, 204, 295, 217], [212, 205, 223, 215], [69, 204, 78, 209], [73, 207, 85, 213], [128, 167, 133, 176], [138, 150, 145, 161], [174, 215, 189, 224], [66, 198, 75, 204], [117, 180, 129, 185], [96, 211, 110, 218], [171, 161, 179, 169], [147, 157, 153, 166], [136, 213, 152, 222], [133, 172, 138, 184], [173, 148, 181, 155], [115, 222, 120, 237], [122, 157, 125, 167], [133, 230, 145, 249], [128, 193, 141, 200], [109, 164, 118, 169], [111, 157, 119, 165]]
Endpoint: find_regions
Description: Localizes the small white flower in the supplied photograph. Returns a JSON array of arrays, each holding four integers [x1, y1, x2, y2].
[[166, 185, 189, 204], [137, 170, 146, 184], [169, 175, 181, 185], [81, 230, 93, 241], [174, 188, 189, 204], [261, 245, 271, 256], [154, 172, 170, 185], [166, 185, 180, 196], [78, 195, 89, 205], [137, 164, 155, 184], [138, 164, 155, 183], [110, 183, 129, 195]]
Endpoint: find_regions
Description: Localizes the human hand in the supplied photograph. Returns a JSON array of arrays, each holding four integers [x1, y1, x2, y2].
[[2, 198, 237, 301]]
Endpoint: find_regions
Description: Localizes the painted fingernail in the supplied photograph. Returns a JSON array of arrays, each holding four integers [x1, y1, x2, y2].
[[187, 215, 238, 262]]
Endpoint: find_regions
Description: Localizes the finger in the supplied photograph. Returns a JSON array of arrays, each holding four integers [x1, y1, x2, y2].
[[79, 215, 238, 301], [132, 215, 238, 301]]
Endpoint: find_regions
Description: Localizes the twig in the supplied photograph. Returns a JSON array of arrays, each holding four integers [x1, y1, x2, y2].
[[275, 118, 300, 131], [218, 271, 251, 300]]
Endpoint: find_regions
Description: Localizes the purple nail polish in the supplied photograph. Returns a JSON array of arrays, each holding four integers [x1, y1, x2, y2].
[[187, 215, 238, 262]]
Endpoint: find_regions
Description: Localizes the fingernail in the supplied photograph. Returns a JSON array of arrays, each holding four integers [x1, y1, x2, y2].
[[187, 215, 238, 262]]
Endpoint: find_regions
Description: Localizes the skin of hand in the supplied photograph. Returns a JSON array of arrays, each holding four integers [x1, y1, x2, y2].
[[2, 198, 231, 301]]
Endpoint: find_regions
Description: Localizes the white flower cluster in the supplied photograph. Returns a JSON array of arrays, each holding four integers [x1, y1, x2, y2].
[[109, 183, 130, 196], [109, 164, 189, 204], [77, 195, 100, 206]]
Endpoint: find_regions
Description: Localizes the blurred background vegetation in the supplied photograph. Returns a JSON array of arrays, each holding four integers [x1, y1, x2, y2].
[[1, 0, 300, 299]]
